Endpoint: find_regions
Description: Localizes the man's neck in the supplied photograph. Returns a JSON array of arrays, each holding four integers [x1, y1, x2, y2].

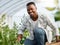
[[30, 14, 38, 21]]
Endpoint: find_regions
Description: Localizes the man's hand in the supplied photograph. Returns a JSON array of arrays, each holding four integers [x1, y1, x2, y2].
[[56, 36, 60, 42], [17, 34, 23, 42]]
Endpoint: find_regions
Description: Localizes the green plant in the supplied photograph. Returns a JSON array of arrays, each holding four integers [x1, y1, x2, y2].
[[0, 14, 29, 45], [55, 11, 60, 21]]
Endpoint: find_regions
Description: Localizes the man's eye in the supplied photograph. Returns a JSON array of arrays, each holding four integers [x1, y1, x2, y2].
[[27, 10, 30, 11]]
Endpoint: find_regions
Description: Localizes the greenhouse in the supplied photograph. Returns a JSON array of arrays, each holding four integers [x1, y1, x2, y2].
[[0, 0, 60, 45]]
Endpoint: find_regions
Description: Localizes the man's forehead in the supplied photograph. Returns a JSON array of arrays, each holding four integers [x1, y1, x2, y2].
[[27, 4, 36, 8], [27, 4, 35, 7]]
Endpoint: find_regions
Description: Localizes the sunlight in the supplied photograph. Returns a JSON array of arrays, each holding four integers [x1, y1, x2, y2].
[[36, 0, 56, 7]]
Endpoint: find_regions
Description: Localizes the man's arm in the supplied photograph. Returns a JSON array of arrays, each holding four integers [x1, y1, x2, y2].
[[17, 15, 27, 42], [46, 16, 60, 42]]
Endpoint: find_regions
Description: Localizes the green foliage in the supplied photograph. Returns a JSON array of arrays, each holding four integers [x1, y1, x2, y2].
[[55, 11, 60, 21], [0, 14, 29, 45]]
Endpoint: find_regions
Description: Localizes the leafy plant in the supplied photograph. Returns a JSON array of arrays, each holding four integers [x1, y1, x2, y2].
[[55, 11, 60, 21], [0, 14, 29, 45]]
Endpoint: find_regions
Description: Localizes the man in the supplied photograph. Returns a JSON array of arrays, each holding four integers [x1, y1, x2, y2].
[[17, 2, 59, 45]]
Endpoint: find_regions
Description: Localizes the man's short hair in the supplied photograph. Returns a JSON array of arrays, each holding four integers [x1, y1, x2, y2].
[[26, 2, 36, 6]]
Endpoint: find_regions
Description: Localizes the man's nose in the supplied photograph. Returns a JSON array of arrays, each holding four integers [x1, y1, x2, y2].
[[29, 10, 32, 12]]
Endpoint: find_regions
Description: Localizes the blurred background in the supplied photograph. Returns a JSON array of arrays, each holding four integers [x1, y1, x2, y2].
[[0, 0, 60, 29], [0, 0, 60, 45]]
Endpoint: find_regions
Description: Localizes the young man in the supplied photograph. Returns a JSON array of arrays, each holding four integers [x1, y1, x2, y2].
[[17, 2, 59, 45]]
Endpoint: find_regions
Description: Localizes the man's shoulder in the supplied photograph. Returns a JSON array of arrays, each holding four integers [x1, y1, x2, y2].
[[38, 12, 46, 18], [22, 14, 30, 21]]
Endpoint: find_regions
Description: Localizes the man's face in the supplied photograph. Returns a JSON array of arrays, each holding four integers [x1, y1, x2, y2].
[[27, 4, 37, 17]]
